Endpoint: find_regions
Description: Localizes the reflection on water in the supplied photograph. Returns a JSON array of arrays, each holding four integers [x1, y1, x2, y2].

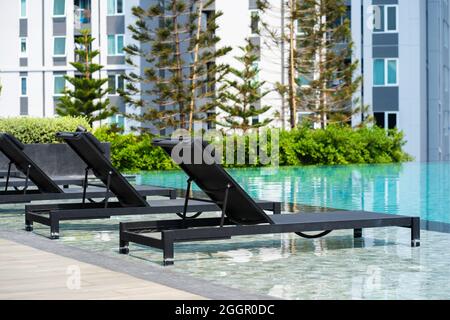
[[3, 163, 450, 299], [1, 201, 449, 299], [137, 162, 450, 225]]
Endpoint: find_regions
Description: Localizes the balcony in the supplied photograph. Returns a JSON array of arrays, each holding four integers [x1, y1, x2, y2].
[[74, 0, 91, 32]]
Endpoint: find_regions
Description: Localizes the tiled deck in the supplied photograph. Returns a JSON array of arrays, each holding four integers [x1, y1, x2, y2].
[[0, 238, 204, 300]]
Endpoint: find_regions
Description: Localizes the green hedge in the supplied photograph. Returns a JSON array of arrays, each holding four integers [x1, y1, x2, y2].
[[0, 116, 91, 144], [0, 116, 412, 170], [93, 127, 177, 171], [93, 124, 412, 171], [279, 125, 412, 166]]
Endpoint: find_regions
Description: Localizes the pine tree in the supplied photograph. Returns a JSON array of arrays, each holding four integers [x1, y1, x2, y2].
[[56, 29, 115, 125], [215, 39, 273, 133], [257, 0, 364, 129], [257, 0, 300, 129], [122, 0, 231, 133], [297, 0, 363, 128]]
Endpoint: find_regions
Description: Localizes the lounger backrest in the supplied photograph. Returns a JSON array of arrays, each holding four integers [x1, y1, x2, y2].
[[153, 138, 274, 225], [0, 133, 62, 193], [56, 131, 148, 207]]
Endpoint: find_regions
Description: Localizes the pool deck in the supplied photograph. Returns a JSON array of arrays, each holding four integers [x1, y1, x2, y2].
[[0, 239, 204, 300], [0, 230, 272, 300]]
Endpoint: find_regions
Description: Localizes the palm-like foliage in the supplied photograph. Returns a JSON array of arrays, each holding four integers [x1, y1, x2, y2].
[[122, 0, 231, 133], [56, 29, 115, 125], [216, 39, 273, 133]]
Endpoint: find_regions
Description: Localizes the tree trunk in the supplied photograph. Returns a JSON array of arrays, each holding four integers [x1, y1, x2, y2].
[[188, 0, 204, 133], [288, 0, 297, 129], [84, 32, 90, 79], [172, 0, 186, 129]]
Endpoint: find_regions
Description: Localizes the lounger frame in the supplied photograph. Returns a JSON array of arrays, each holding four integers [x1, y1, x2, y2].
[[25, 131, 281, 239], [119, 215, 421, 265], [0, 168, 175, 204], [24, 175, 279, 239], [118, 138, 421, 266], [0, 133, 175, 204], [25, 197, 280, 239]]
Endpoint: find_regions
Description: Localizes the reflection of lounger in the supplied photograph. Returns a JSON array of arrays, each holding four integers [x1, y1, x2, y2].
[[119, 138, 421, 266], [25, 130, 280, 239], [0, 133, 175, 205]]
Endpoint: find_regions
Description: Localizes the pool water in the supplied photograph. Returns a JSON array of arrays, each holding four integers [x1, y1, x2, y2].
[[137, 162, 450, 227], [3, 162, 450, 299]]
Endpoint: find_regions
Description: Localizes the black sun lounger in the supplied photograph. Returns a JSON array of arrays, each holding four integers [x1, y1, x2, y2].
[[119, 138, 421, 266], [0, 133, 175, 205], [0, 175, 93, 189], [25, 131, 280, 239]]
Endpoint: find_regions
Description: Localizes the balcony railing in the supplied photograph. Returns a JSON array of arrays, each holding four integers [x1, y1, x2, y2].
[[74, 8, 91, 29]]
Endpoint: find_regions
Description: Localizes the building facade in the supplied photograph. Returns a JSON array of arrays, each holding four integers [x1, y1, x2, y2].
[[215, 0, 450, 162], [0, 0, 140, 130], [1, 0, 450, 161]]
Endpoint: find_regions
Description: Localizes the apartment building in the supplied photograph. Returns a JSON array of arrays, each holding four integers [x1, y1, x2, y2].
[[215, 0, 450, 162], [0, 0, 139, 129], [1, 0, 449, 161]]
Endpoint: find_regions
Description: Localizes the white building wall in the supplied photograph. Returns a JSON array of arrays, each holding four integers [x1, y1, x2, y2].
[[0, 0, 140, 125], [215, 0, 284, 132], [397, 0, 427, 161], [258, 0, 285, 129]]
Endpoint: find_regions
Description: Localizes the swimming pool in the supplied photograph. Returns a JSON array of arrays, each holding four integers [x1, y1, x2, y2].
[[3, 162, 450, 299], [136, 162, 450, 227]]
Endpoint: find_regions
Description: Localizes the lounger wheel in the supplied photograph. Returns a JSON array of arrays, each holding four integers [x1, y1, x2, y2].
[[25, 225, 33, 232], [296, 230, 333, 239], [176, 212, 204, 219]]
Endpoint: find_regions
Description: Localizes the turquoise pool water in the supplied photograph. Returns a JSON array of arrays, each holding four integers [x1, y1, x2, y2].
[[136, 162, 450, 226], [3, 162, 450, 299]]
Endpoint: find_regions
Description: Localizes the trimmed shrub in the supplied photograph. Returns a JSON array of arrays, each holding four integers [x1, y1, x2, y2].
[[93, 127, 177, 171], [279, 125, 413, 166], [0, 116, 91, 144], [93, 124, 412, 171], [0, 117, 412, 170]]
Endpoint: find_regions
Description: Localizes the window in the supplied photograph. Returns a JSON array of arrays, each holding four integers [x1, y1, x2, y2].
[[110, 115, 125, 128], [250, 11, 259, 34], [374, 112, 398, 130], [387, 60, 397, 84], [108, 74, 124, 94], [53, 37, 66, 56], [53, 0, 66, 17], [20, 77, 27, 96], [387, 113, 397, 130], [373, 5, 398, 33], [107, 0, 123, 15], [75, 0, 91, 24], [107, 34, 124, 56], [445, 67, 449, 93], [386, 6, 397, 31], [373, 58, 398, 86], [201, 11, 213, 32], [373, 59, 385, 86], [20, 38, 27, 57], [20, 0, 26, 18], [445, 22, 449, 49], [54, 75, 65, 95], [298, 73, 312, 87]]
